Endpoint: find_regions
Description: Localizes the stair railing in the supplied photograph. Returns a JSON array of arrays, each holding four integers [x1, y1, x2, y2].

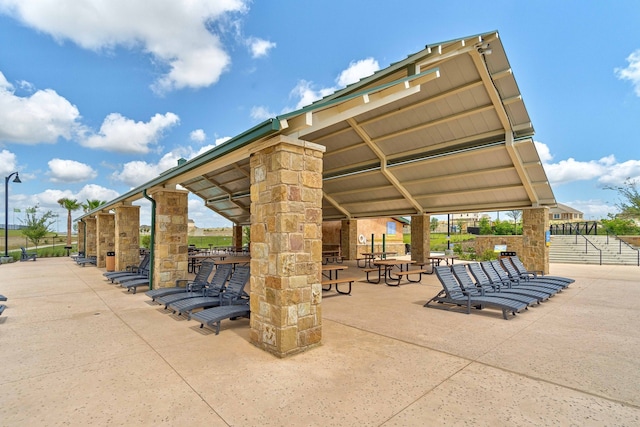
[[573, 232, 602, 265], [605, 231, 640, 266]]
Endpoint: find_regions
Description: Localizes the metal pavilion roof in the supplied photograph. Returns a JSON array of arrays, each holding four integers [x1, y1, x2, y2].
[[78, 30, 555, 225]]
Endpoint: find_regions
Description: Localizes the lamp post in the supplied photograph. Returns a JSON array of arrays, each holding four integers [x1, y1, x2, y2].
[[4, 172, 21, 258]]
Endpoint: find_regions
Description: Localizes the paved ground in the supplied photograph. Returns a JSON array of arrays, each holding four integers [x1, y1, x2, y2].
[[1, 257, 639, 426]]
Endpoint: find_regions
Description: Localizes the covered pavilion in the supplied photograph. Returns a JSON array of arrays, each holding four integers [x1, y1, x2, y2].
[[75, 30, 555, 357]]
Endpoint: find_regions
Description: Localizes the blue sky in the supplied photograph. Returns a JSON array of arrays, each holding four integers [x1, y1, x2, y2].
[[1, 0, 640, 231]]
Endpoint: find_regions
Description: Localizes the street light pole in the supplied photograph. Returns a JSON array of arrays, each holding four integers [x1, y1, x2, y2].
[[4, 172, 22, 258]]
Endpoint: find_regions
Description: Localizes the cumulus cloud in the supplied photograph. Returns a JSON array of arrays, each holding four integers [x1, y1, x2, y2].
[[0, 149, 18, 176], [48, 158, 97, 183], [615, 49, 640, 96], [190, 129, 206, 142], [0, 0, 252, 94], [336, 58, 379, 87], [288, 57, 380, 110], [247, 37, 276, 58], [250, 105, 275, 121], [0, 71, 81, 144], [81, 112, 179, 154], [537, 141, 640, 187]]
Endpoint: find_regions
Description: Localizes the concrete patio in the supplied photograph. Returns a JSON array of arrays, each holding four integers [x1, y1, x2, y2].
[[1, 257, 639, 425]]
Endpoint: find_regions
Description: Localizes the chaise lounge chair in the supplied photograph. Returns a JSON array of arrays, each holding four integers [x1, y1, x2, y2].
[[468, 262, 551, 302], [20, 247, 37, 261], [144, 261, 215, 302], [507, 255, 574, 284], [189, 301, 250, 335], [155, 264, 232, 309], [425, 265, 528, 320], [483, 261, 562, 295], [104, 253, 150, 281], [169, 265, 250, 319], [496, 260, 568, 290], [451, 264, 540, 306]]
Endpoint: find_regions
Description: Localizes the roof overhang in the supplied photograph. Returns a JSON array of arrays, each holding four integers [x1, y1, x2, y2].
[[77, 31, 555, 224]]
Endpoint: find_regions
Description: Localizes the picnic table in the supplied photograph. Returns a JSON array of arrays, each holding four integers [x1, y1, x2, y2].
[[365, 259, 426, 286], [423, 255, 459, 274], [322, 250, 343, 265], [187, 253, 225, 273], [358, 251, 398, 268], [321, 264, 355, 295]]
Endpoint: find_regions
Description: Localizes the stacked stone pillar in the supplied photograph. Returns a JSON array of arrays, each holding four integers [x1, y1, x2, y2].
[[249, 136, 325, 358], [115, 205, 141, 271], [151, 189, 189, 289], [77, 220, 86, 255], [340, 219, 358, 260], [85, 217, 97, 257], [522, 207, 550, 274], [96, 213, 115, 268], [232, 224, 243, 250], [410, 214, 430, 264]]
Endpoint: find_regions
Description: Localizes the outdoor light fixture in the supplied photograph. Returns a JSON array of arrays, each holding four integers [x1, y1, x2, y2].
[[476, 42, 492, 55], [4, 172, 21, 258]]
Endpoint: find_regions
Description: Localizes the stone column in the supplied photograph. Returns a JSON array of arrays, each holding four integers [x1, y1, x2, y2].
[[85, 217, 97, 257], [410, 214, 430, 264], [96, 213, 115, 268], [522, 207, 550, 274], [151, 188, 189, 289], [340, 219, 357, 260], [249, 135, 325, 358], [77, 220, 86, 255], [232, 224, 243, 249], [115, 205, 140, 271]]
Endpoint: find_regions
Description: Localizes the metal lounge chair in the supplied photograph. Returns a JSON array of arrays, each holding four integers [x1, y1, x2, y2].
[[480, 261, 556, 297], [145, 261, 215, 302], [155, 264, 232, 309], [468, 262, 551, 302], [103, 253, 150, 281], [451, 264, 540, 306], [189, 301, 250, 335], [20, 247, 37, 261], [508, 255, 575, 284], [169, 265, 250, 319], [425, 265, 528, 320], [497, 259, 568, 290]]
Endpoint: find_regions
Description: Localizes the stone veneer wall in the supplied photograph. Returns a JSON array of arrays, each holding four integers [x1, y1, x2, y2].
[[249, 137, 324, 358], [77, 220, 86, 255], [410, 214, 430, 264], [522, 207, 550, 274], [115, 206, 140, 271], [96, 213, 115, 268], [152, 189, 189, 289], [340, 219, 358, 260], [85, 217, 97, 257]]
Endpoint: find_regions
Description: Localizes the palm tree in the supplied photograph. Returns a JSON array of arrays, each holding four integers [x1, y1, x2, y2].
[[57, 198, 82, 247], [82, 199, 106, 213]]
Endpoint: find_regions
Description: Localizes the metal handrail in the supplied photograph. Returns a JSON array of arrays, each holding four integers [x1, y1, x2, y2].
[[605, 231, 640, 266], [574, 233, 602, 265]]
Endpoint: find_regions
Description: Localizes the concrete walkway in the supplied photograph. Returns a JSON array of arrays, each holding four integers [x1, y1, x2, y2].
[[1, 258, 639, 426]]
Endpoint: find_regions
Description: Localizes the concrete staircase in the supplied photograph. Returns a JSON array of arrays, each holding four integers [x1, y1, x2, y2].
[[550, 235, 640, 265]]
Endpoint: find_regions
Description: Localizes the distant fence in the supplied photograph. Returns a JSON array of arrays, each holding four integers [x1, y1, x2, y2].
[[549, 221, 599, 236], [0, 224, 27, 230]]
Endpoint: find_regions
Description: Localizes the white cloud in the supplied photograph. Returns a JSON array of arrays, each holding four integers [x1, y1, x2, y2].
[[615, 49, 640, 96], [0, 0, 251, 94], [250, 105, 275, 121], [537, 141, 640, 187], [288, 57, 381, 110], [0, 149, 18, 176], [190, 129, 206, 142], [336, 58, 379, 87], [247, 37, 276, 58], [81, 112, 179, 154], [0, 71, 81, 144], [48, 158, 97, 183]]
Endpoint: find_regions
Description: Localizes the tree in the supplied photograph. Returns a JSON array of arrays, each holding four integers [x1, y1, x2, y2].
[[430, 217, 439, 232], [21, 206, 55, 249], [82, 199, 106, 213], [479, 217, 492, 234], [57, 198, 81, 247], [606, 178, 640, 219], [505, 210, 522, 235]]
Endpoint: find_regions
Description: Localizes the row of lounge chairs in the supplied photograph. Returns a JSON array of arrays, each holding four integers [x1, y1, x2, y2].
[[146, 263, 251, 334], [426, 256, 574, 320], [0, 294, 6, 317]]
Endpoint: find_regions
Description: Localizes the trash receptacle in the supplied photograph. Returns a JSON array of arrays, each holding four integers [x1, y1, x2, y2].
[[106, 251, 116, 272]]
